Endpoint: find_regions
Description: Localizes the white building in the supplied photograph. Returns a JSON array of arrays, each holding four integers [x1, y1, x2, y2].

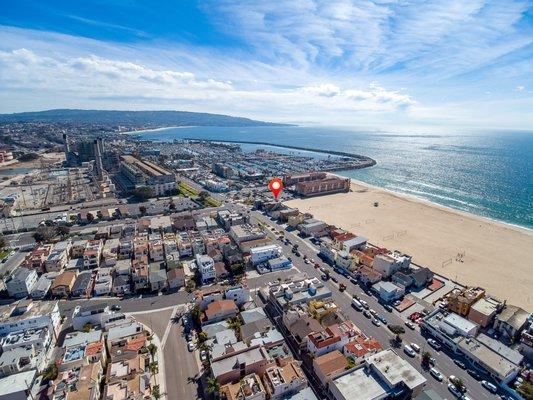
[[250, 244, 282, 266], [5, 268, 38, 299], [44, 248, 68, 272], [72, 304, 125, 331], [224, 285, 250, 307], [196, 254, 216, 284], [102, 238, 120, 267], [373, 251, 411, 277], [372, 281, 405, 302], [0, 300, 61, 337]]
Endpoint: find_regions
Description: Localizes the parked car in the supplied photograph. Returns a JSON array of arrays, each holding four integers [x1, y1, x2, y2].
[[187, 341, 195, 352], [383, 304, 393, 312], [481, 380, 498, 394], [363, 310, 372, 319], [404, 345, 416, 357], [352, 299, 363, 311], [430, 368, 444, 381], [372, 318, 381, 327], [405, 321, 416, 330], [331, 276, 338, 283], [427, 338, 442, 351], [410, 343, 421, 353], [339, 283, 347, 292], [467, 369, 481, 380], [447, 383, 462, 398], [111, 305, 121, 311], [350, 278, 358, 285], [360, 300, 369, 309], [200, 350, 207, 362], [369, 309, 377, 317], [377, 315, 388, 324], [453, 359, 466, 369], [321, 274, 329, 281]]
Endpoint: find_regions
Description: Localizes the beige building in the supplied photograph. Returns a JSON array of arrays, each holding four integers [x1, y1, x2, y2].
[[468, 297, 503, 327]]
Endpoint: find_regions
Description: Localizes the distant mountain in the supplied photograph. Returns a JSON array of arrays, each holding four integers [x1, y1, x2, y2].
[[0, 109, 290, 127]]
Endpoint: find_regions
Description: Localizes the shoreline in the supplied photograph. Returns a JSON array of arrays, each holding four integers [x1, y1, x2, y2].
[[335, 174, 532, 234], [133, 132, 530, 231]]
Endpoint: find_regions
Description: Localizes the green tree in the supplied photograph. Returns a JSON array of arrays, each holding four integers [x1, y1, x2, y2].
[[185, 280, 196, 293], [451, 377, 466, 394], [421, 351, 432, 367], [148, 343, 158, 357], [152, 384, 161, 400], [229, 262, 245, 276], [18, 152, 39, 162], [388, 325, 405, 335], [149, 361, 159, 374], [0, 234, 6, 250], [517, 381, 533, 399], [190, 304, 201, 325], [206, 377, 220, 395], [197, 332, 208, 344], [133, 186, 154, 201], [139, 205, 147, 216], [227, 317, 241, 336], [33, 225, 57, 243], [86, 212, 95, 223], [82, 323, 92, 333], [42, 362, 59, 382]]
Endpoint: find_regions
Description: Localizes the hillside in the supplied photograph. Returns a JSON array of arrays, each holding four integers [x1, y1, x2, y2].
[[0, 109, 288, 127]]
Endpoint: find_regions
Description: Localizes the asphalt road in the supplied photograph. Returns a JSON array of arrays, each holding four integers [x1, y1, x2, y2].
[[248, 207, 503, 400]]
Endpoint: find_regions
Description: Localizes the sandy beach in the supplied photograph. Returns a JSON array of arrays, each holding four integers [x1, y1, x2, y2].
[[286, 180, 533, 311]]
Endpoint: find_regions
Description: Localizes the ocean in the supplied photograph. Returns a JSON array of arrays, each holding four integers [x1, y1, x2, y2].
[[137, 126, 533, 229]]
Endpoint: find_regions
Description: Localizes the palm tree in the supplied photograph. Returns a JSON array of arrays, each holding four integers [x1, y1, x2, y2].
[[421, 351, 432, 368], [206, 377, 220, 395]]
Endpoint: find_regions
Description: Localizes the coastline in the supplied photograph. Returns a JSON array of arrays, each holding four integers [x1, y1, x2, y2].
[[286, 178, 533, 311], [335, 174, 532, 234]]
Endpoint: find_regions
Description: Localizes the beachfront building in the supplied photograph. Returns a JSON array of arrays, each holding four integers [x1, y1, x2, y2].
[[493, 305, 529, 343], [295, 176, 350, 197], [467, 296, 503, 328], [118, 155, 177, 196], [372, 251, 411, 277], [372, 281, 405, 302], [446, 287, 485, 317]]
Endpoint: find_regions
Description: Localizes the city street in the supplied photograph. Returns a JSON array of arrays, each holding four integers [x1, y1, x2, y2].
[[247, 207, 502, 400]]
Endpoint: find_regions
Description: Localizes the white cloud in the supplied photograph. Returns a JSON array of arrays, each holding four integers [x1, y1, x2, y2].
[[0, 48, 414, 117], [516, 85, 525, 92]]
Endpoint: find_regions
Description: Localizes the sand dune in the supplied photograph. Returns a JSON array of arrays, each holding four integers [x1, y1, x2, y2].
[[286, 180, 533, 311]]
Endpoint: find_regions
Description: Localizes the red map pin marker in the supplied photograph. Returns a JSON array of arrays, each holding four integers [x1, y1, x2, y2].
[[268, 178, 284, 200]]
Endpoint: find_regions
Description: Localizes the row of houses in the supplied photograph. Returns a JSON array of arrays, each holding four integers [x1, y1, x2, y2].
[[261, 273, 429, 400]]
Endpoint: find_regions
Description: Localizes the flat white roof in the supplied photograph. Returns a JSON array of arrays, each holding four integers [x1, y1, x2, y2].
[[0, 369, 36, 395], [332, 368, 388, 400]]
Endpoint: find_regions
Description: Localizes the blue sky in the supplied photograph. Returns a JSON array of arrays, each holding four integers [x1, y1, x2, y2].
[[0, 0, 532, 130]]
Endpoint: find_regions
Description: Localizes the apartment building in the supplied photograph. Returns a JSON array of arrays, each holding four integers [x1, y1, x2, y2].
[[5, 267, 38, 299]]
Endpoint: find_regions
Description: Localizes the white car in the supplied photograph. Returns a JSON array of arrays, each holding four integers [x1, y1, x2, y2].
[[404, 345, 416, 357], [481, 380, 497, 393], [448, 383, 462, 398], [187, 341, 195, 352], [410, 343, 421, 353], [369, 309, 377, 316], [405, 321, 416, 330], [430, 368, 444, 381]]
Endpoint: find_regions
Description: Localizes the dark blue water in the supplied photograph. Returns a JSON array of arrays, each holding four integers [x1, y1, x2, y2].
[[137, 126, 533, 229]]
